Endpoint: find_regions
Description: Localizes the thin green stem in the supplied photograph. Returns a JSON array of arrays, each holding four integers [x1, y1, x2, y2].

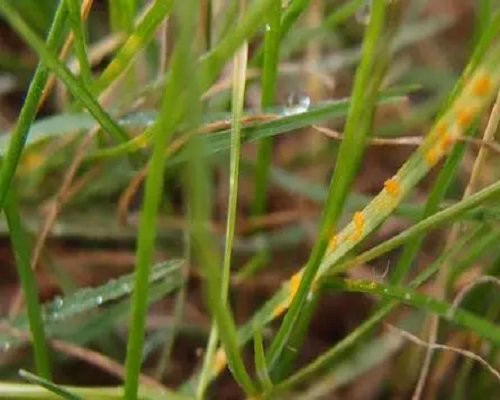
[[123, 2, 195, 396], [323, 278, 500, 346], [19, 370, 81, 400], [0, 1, 67, 213], [65, 0, 92, 88], [6, 193, 51, 379], [95, 0, 173, 96], [252, 0, 281, 216], [198, 7, 253, 396], [0, 2, 131, 145]]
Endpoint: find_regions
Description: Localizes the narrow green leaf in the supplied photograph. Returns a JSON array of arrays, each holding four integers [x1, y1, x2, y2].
[[0, 1, 67, 213], [254, 327, 273, 392], [5, 193, 51, 379], [19, 370, 82, 400], [266, 0, 402, 374], [95, 0, 174, 95], [0, 2, 131, 145], [0, 260, 183, 349], [253, 0, 281, 215], [65, 0, 92, 88]]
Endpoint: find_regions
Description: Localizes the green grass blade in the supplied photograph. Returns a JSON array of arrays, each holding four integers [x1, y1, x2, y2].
[[109, 0, 136, 33], [87, 87, 410, 162], [197, 18, 253, 397], [94, 0, 174, 95], [5, 192, 51, 379], [339, 181, 500, 271], [197, 0, 275, 92], [19, 370, 82, 400], [252, 0, 281, 215], [0, 2, 131, 145], [265, 0, 402, 373], [0, 1, 67, 213], [123, 1, 198, 397], [0, 260, 183, 350], [254, 326, 273, 392], [251, 0, 310, 64], [3, 380, 173, 400], [65, 0, 92, 88], [322, 278, 500, 347]]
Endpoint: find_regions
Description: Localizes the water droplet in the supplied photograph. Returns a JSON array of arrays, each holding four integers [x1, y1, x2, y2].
[[95, 296, 103, 305], [1, 342, 11, 351], [404, 293, 411, 300], [265, 24, 271, 32], [282, 93, 311, 116]]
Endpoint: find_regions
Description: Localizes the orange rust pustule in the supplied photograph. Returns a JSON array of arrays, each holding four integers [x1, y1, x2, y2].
[[350, 212, 365, 240], [290, 271, 303, 296], [456, 108, 474, 128], [384, 178, 401, 197], [328, 235, 338, 251], [425, 147, 440, 166], [471, 72, 493, 97], [272, 270, 304, 318], [436, 120, 448, 136], [439, 134, 454, 151]]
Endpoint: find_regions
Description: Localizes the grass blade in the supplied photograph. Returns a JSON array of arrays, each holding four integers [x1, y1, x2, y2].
[[19, 369, 82, 400], [5, 192, 51, 379], [0, 1, 67, 213], [94, 0, 174, 95], [0, 260, 183, 350], [123, 1, 198, 396], [252, 0, 281, 215], [0, 2, 131, 145], [265, 0, 402, 374], [322, 278, 500, 347], [254, 327, 273, 392], [197, 7, 254, 395], [65, 0, 92, 88]]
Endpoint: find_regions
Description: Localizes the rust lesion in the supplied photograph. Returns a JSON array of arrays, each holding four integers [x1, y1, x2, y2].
[[350, 212, 365, 241], [471, 71, 493, 97], [384, 178, 401, 198]]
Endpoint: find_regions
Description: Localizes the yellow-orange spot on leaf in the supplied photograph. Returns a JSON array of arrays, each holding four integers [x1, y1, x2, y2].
[[472, 72, 492, 97], [456, 108, 474, 128], [439, 134, 454, 151], [351, 212, 365, 240], [328, 235, 338, 251], [213, 349, 227, 374], [272, 271, 303, 318], [384, 178, 401, 197], [290, 271, 303, 298], [436, 120, 448, 137], [425, 147, 440, 167], [272, 302, 288, 318]]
